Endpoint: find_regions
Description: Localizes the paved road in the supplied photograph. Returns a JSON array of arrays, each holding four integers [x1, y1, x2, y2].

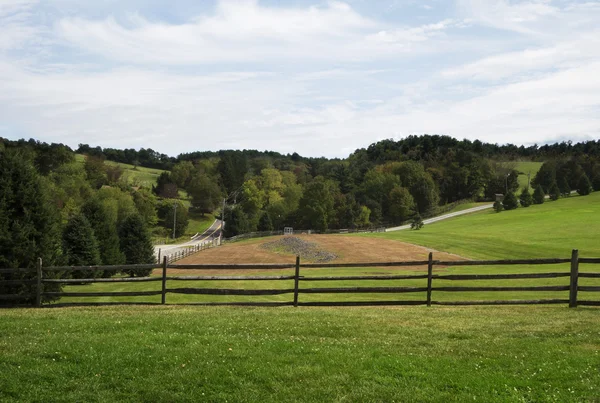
[[154, 219, 222, 258], [386, 204, 494, 232]]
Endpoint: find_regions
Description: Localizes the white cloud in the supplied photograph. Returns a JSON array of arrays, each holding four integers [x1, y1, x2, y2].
[[53, 1, 457, 64], [442, 33, 600, 81], [0, 0, 598, 157]]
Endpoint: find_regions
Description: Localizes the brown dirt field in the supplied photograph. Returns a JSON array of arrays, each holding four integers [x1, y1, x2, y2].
[[163, 235, 465, 275]]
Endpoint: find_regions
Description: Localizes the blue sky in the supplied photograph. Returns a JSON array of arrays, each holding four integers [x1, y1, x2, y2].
[[0, 0, 599, 157]]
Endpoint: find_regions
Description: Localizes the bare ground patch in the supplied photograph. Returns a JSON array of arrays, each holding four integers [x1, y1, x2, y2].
[[161, 235, 465, 275]]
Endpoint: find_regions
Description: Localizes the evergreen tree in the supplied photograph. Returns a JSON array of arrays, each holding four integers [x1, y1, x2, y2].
[[558, 176, 571, 197], [223, 207, 250, 238], [549, 181, 560, 201], [257, 211, 274, 232], [119, 214, 155, 276], [519, 188, 533, 208], [0, 149, 63, 305], [81, 197, 125, 269], [502, 191, 519, 210], [532, 185, 545, 205], [592, 174, 600, 192], [577, 173, 592, 196], [493, 200, 503, 213], [62, 214, 102, 278]]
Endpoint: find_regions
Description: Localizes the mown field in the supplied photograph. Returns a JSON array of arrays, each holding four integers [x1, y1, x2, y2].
[[1, 306, 599, 402], [371, 192, 600, 260], [512, 161, 544, 190]]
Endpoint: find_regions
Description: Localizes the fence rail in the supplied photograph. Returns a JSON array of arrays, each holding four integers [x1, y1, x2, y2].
[[1, 250, 599, 308]]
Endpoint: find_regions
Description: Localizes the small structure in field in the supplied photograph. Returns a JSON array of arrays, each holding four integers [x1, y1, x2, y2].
[[284, 227, 294, 235], [495, 194, 504, 202]]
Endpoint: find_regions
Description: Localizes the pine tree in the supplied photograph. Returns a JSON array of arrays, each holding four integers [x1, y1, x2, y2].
[[549, 181, 560, 201], [0, 149, 63, 305], [593, 174, 600, 192], [257, 211, 274, 232], [81, 197, 125, 271], [532, 185, 545, 205], [577, 173, 592, 196], [223, 207, 250, 238], [558, 176, 571, 197], [502, 191, 518, 210], [519, 188, 533, 208], [62, 214, 102, 278], [119, 214, 155, 277]]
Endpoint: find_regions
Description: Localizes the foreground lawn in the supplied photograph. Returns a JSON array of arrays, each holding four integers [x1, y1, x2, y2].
[[368, 192, 600, 260], [1, 306, 599, 402]]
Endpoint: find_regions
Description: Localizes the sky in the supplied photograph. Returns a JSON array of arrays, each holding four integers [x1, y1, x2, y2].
[[0, 0, 599, 158]]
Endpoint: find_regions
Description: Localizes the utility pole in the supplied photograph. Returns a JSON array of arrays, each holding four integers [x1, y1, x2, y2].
[[172, 202, 177, 239], [528, 171, 531, 189], [505, 173, 508, 194]]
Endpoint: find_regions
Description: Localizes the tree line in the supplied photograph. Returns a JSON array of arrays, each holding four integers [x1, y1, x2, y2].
[[2, 135, 600, 306], [0, 143, 159, 305]]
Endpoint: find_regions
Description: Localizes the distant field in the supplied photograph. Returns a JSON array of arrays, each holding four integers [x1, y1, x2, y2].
[[369, 192, 600, 260], [510, 160, 543, 190], [76, 154, 165, 188], [1, 306, 599, 402]]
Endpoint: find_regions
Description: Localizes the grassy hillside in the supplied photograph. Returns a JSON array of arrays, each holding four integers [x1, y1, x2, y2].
[[76, 154, 165, 188], [513, 160, 543, 190], [368, 192, 600, 260], [1, 306, 599, 402]]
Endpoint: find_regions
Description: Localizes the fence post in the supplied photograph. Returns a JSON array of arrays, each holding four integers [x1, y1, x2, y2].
[[293, 255, 300, 307], [157, 248, 161, 265], [426, 252, 433, 307], [161, 257, 168, 305], [36, 258, 42, 308], [569, 249, 579, 308]]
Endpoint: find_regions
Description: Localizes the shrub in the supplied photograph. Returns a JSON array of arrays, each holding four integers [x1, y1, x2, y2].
[[532, 185, 545, 205], [502, 191, 518, 211], [519, 188, 533, 208], [410, 214, 424, 230], [493, 200, 503, 213], [549, 182, 560, 201], [577, 174, 592, 196]]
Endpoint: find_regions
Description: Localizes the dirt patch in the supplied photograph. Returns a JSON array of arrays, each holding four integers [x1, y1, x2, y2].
[[166, 235, 466, 275], [261, 236, 337, 263]]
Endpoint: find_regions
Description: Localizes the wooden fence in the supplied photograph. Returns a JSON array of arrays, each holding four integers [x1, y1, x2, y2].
[[1, 249, 599, 308], [158, 238, 221, 264]]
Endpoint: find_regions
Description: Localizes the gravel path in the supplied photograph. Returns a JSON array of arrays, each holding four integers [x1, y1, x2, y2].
[[261, 236, 338, 262]]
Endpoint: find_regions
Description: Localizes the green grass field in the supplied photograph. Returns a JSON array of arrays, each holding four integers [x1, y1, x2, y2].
[[5, 167, 599, 402], [1, 306, 599, 402], [370, 192, 600, 260], [76, 154, 166, 188], [512, 161, 543, 190]]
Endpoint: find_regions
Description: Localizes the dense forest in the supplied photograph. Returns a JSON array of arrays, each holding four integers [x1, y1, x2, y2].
[[1, 135, 599, 304]]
